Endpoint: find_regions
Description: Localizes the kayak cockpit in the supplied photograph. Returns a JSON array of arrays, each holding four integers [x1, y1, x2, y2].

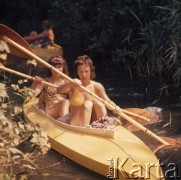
[[24, 100, 116, 139]]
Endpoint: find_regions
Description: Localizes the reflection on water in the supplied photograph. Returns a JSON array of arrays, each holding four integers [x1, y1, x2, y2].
[[28, 150, 107, 180]]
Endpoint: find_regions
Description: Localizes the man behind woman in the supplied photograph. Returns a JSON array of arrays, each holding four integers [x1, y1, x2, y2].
[[24, 20, 54, 47]]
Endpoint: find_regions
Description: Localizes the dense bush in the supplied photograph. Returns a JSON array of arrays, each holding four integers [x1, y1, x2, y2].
[[50, 1, 181, 85], [0, 77, 50, 179], [1, 0, 181, 90]]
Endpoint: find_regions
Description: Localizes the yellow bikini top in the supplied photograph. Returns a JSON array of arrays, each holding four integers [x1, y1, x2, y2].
[[70, 81, 95, 106]]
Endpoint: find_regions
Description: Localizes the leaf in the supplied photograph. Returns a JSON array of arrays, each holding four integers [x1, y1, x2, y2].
[[41, 146, 50, 155], [25, 124, 34, 132], [128, 9, 143, 28], [14, 106, 23, 115], [1, 103, 9, 109], [30, 133, 38, 143], [14, 127, 20, 135], [13, 138, 20, 146], [162, 123, 170, 128], [9, 148, 23, 155], [20, 174, 28, 180], [26, 59, 37, 67], [0, 83, 8, 98], [22, 164, 36, 170], [0, 142, 4, 148], [18, 80, 23, 84], [11, 84, 20, 91], [169, 112, 172, 127]]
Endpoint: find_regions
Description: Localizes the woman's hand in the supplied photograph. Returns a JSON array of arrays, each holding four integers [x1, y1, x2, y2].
[[107, 100, 122, 114], [113, 105, 122, 115], [72, 78, 82, 87], [34, 76, 43, 83]]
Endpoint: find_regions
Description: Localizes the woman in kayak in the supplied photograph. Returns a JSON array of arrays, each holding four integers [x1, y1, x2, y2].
[[57, 55, 120, 126], [31, 55, 69, 119], [24, 20, 54, 47]]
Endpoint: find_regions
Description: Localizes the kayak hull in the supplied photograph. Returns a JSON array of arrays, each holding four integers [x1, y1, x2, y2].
[[23, 99, 165, 179], [32, 44, 63, 61]]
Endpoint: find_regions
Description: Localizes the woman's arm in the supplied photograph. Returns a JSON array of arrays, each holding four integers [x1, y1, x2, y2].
[[95, 82, 118, 111], [58, 78, 82, 94], [24, 30, 49, 41], [31, 76, 44, 97], [57, 81, 72, 94]]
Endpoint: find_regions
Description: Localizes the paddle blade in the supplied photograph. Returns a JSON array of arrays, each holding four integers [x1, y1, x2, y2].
[[125, 108, 161, 122], [150, 136, 181, 156], [156, 137, 181, 150], [130, 127, 181, 153], [0, 24, 33, 58], [122, 108, 162, 132]]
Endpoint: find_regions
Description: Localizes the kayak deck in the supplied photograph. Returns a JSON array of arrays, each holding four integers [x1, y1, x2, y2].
[[23, 99, 165, 179], [32, 44, 63, 61]]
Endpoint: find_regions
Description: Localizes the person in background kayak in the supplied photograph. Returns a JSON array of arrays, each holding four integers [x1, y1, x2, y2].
[[31, 55, 69, 119], [24, 20, 54, 47], [57, 55, 120, 126]]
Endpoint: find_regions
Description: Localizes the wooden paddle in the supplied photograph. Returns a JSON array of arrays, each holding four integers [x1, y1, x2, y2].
[[0, 24, 32, 58], [4, 36, 172, 146], [0, 24, 160, 123], [0, 63, 159, 126], [132, 129, 181, 152], [0, 64, 57, 88], [154, 136, 181, 152]]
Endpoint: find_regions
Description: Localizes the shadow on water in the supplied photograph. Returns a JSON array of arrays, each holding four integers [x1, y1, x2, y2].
[[1, 62, 181, 179], [28, 150, 107, 180]]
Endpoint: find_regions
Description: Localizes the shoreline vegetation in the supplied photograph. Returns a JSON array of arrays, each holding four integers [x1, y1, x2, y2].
[[0, 80, 51, 179], [1, 1, 181, 103]]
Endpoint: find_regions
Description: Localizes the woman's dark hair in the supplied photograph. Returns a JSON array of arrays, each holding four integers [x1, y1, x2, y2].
[[46, 55, 69, 77], [74, 55, 96, 79], [42, 20, 52, 29]]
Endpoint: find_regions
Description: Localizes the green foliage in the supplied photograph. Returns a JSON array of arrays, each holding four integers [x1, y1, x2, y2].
[[49, 0, 181, 86], [1, 0, 181, 89], [0, 0, 53, 35], [50, 1, 138, 61], [0, 83, 50, 179]]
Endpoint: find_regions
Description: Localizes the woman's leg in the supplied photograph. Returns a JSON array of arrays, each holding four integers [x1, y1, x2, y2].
[[92, 100, 107, 120], [38, 93, 45, 110], [45, 98, 69, 119], [59, 99, 70, 117], [45, 104, 59, 119]]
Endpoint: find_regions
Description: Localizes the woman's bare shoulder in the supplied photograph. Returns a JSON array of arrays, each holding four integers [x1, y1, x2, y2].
[[92, 81, 104, 89]]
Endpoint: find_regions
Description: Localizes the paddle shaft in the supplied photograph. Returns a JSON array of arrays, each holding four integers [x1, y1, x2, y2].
[[3, 36, 169, 145], [0, 65, 57, 88], [0, 63, 155, 122], [3, 36, 150, 118]]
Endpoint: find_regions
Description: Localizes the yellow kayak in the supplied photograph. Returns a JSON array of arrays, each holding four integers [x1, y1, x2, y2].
[[32, 43, 63, 62], [23, 98, 165, 180]]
